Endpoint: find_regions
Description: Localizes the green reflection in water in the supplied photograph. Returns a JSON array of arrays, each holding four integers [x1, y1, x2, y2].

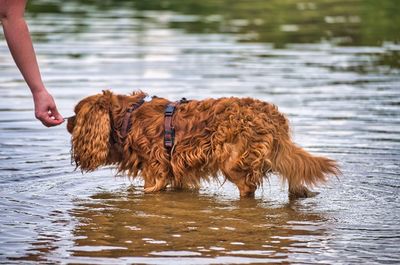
[[24, 0, 400, 71], [27, 0, 400, 47]]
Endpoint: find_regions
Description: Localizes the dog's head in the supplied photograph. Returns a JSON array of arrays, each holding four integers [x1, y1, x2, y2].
[[67, 90, 116, 171]]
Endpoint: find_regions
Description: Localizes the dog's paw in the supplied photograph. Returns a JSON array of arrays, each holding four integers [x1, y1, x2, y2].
[[289, 187, 319, 199]]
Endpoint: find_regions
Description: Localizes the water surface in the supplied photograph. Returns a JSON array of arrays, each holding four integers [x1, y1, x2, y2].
[[0, 0, 399, 264]]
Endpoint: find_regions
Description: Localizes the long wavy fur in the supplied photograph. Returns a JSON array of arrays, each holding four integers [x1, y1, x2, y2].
[[67, 91, 340, 198]]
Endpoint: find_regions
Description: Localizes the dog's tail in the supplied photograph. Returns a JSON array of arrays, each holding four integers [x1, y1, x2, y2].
[[271, 137, 340, 190]]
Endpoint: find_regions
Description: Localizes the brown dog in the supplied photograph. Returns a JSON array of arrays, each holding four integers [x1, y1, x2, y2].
[[67, 91, 339, 198]]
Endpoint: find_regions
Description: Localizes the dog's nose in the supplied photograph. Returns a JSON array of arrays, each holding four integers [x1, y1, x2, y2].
[[66, 115, 76, 134]]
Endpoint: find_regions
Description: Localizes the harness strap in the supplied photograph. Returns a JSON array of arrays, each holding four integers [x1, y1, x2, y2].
[[111, 96, 154, 146], [164, 97, 190, 155], [120, 99, 145, 139], [164, 101, 179, 153]]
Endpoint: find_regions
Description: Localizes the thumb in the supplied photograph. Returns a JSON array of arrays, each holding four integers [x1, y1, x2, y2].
[[50, 105, 64, 121]]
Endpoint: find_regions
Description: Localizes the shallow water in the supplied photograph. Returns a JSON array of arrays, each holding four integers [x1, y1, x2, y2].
[[0, 0, 399, 264]]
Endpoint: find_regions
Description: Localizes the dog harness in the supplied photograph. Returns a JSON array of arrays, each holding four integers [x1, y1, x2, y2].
[[164, 102, 179, 153], [164, 98, 189, 154], [111, 95, 149, 145], [111, 95, 189, 156], [120, 98, 145, 139]]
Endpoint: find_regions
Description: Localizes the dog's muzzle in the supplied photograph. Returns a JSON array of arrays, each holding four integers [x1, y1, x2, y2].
[[66, 115, 76, 134]]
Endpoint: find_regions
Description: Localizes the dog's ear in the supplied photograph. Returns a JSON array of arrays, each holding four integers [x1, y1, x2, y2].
[[71, 92, 112, 171]]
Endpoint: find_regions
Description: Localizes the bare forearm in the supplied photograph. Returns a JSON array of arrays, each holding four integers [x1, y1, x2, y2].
[[1, 12, 46, 95], [0, 0, 63, 126]]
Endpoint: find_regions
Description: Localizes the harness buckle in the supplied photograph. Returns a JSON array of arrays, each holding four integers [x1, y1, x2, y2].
[[165, 105, 175, 116], [180, 97, 189, 104]]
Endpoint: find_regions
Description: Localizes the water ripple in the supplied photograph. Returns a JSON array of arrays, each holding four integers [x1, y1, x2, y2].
[[0, 1, 399, 264]]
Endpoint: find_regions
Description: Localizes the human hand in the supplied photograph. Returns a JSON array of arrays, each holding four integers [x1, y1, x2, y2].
[[33, 90, 64, 127]]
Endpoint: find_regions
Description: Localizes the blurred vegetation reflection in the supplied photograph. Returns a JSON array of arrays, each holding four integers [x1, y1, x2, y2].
[[27, 0, 400, 48]]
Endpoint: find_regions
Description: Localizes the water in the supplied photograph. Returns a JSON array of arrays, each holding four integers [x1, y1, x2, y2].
[[0, 0, 399, 264]]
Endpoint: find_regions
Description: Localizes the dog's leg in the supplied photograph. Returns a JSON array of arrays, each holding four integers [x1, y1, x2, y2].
[[223, 170, 257, 198], [144, 178, 155, 190], [288, 182, 319, 199], [144, 177, 167, 193], [141, 161, 170, 193], [219, 143, 261, 198], [235, 177, 257, 198]]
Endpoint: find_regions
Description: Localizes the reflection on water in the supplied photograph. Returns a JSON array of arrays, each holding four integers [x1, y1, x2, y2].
[[131, 0, 400, 46], [16, 187, 334, 264], [70, 189, 332, 263], [1, 0, 399, 264]]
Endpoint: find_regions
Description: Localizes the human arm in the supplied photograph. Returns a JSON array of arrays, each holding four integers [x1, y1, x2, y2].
[[0, 0, 63, 126]]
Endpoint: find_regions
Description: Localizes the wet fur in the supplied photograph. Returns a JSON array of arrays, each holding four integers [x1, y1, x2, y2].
[[67, 91, 340, 198]]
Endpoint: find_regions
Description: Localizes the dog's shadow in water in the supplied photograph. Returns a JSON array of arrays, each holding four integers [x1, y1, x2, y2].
[[64, 186, 332, 259]]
